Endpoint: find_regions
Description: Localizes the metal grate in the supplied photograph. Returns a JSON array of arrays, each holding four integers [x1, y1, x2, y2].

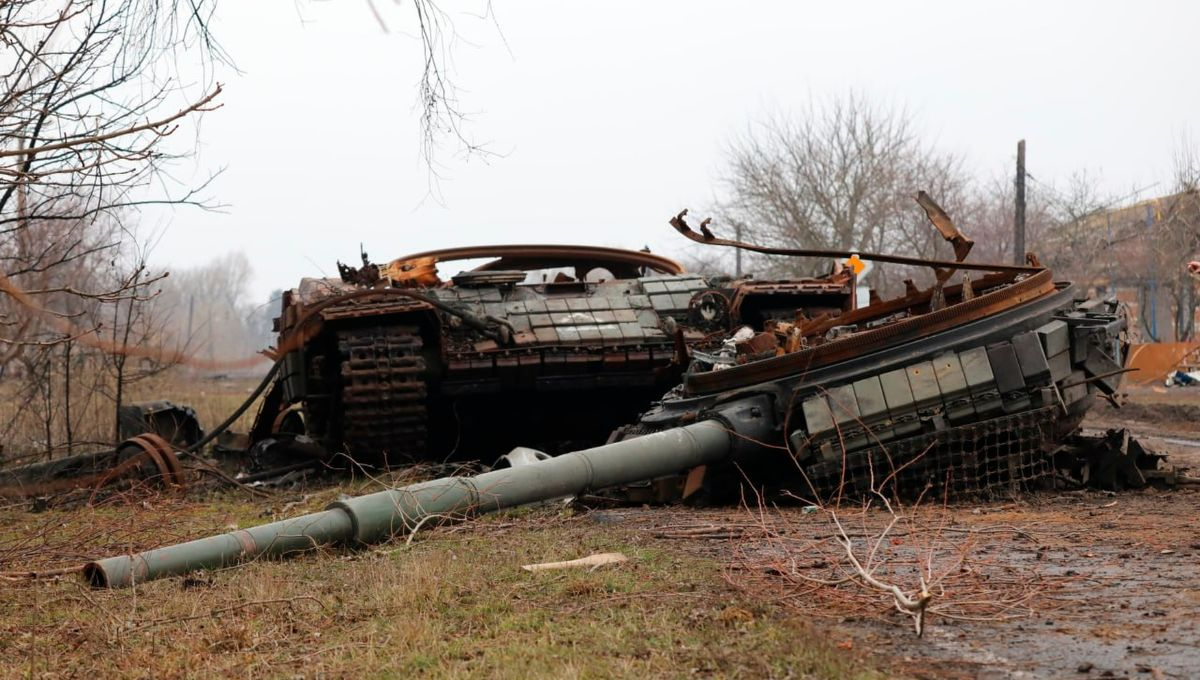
[[804, 406, 1060, 502]]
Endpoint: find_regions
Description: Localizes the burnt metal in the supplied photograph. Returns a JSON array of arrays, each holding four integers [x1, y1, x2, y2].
[[668, 208, 1039, 274], [79, 195, 1152, 587], [235, 459, 322, 485], [915, 190, 974, 263], [99, 434, 186, 492], [619, 274, 1127, 501], [605, 200, 1132, 502], [337, 325, 429, 462], [0, 433, 185, 500], [802, 407, 1061, 502], [685, 269, 1056, 395], [257, 242, 854, 466], [245, 195, 1128, 501], [1054, 428, 1163, 491], [361, 244, 685, 282], [117, 401, 203, 448]]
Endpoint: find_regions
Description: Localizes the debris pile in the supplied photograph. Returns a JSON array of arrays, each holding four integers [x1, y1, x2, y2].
[[7, 191, 1192, 594]]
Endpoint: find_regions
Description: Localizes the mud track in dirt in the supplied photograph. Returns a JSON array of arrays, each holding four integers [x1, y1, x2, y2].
[[1084, 386, 1200, 438]]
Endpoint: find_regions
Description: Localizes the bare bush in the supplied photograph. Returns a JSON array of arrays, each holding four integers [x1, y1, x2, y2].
[[733, 497, 1066, 638], [714, 94, 971, 294], [151, 251, 268, 368]]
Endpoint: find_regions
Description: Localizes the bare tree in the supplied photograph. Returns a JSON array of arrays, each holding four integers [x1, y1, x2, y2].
[[1017, 138, 1197, 342], [0, 1, 500, 459], [1016, 171, 1119, 287], [0, 1, 222, 458], [965, 172, 1056, 267], [152, 251, 261, 366], [92, 246, 174, 441], [2, 1, 495, 366], [1155, 136, 1199, 340], [1, 1, 222, 365], [714, 93, 970, 294], [363, 0, 501, 175]]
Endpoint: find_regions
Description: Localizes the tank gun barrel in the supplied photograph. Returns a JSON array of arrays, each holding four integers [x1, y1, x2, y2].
[[84, 420, 732, 588]]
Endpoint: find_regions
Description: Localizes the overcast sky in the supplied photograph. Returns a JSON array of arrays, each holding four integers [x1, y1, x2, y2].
[[146, 0, 1200, 302]]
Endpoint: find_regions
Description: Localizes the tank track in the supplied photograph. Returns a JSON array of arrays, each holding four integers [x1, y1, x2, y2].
[[337, 325, 429, 465]]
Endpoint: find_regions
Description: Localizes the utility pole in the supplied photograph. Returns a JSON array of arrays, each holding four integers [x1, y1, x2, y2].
[[735, 222, 743, 278], [1014, 139, 1026, 266]]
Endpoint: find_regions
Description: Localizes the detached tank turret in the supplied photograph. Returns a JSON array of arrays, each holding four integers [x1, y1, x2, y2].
[[251, 244, 855, 465]]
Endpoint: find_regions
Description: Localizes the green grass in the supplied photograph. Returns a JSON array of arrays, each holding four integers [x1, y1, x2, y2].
[[0, 492, 884, 679]]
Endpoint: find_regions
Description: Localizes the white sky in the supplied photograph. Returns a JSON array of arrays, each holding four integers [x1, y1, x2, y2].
[[145, 0, 1200, 302]]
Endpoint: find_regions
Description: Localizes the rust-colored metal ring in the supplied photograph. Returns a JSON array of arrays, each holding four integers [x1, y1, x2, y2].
[[127, 435, 174, 487], [92, 434, 186, 498], [271, 406, 307, 436], [134, 433, 186, 489], [89, 440, 162, 502]]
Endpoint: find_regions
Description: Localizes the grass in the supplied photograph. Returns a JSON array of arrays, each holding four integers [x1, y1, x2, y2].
[[0, 490, 884, 679], [0, 369, 265, 465], [0, 372, 887, 677]]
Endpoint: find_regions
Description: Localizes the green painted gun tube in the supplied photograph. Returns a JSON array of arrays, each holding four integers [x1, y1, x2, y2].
[[85, 420, 730, 587]]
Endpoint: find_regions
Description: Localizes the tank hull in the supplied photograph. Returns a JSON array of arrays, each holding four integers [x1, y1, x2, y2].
[[256, 245, 853, 464]]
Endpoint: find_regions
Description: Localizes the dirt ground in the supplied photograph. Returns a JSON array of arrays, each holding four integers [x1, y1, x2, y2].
[[596, 385, 1200, 680], [608, 487, 1200, 679]]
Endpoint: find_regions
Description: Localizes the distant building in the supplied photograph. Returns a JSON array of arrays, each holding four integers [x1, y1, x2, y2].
[[1045, 190, 1198, 342]]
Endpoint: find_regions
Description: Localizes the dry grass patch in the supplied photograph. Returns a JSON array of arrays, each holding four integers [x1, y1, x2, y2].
[[0, 491, 882, 679]]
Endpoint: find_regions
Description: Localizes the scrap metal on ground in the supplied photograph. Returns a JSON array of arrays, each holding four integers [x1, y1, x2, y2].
[[0, 433, 185, 501], [117, 401, 204, 448], [0, 401, 199, 502], [82, 192, 1170, 587], [1124, 342, 1200, 384]]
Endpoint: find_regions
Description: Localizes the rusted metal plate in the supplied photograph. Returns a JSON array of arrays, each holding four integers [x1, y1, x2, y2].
[[1124, 342, 1200, 383]]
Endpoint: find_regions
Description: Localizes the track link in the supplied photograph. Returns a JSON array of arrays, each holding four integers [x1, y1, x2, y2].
[[337, 325, 428, 464]]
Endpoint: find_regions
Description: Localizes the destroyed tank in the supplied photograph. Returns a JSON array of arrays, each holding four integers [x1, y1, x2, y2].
[[606, 203, 1130, 503], [87, 194, 1139, 587], [252, 244, 855, 464]]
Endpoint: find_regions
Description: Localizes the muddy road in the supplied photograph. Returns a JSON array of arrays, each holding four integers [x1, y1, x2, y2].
[[603, 388, 1200, 679]]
